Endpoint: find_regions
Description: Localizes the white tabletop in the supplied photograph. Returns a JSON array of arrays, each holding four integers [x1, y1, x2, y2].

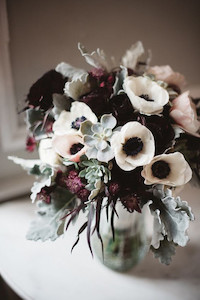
[[0, 184, 200, 300]]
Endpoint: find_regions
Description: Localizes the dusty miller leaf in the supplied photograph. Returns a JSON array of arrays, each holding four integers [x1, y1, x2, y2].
[[26, 188, 74, 241], [150, 187, 194, 248], [151, 238, 176, 265], [112, 66, 128, 96], [55, 62, 86, 79], [78, 43, 115, 71], [121, 41, 144, 70], [8, 156, 41, 172], [30, 167, 55, 202]]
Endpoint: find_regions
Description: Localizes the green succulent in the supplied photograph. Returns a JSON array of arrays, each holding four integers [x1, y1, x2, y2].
[[79, 157, 112, 200], [80, 114, 116, 163]]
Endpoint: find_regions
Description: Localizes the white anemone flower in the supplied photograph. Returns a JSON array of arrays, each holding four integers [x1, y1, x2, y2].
[[111, 121, 155, 171], [39, 138, 61, 166], [123, 76, 169, 115], [141, 152, 192, 186], [52, 133, 86, 163], [53, 102, 97, 135]]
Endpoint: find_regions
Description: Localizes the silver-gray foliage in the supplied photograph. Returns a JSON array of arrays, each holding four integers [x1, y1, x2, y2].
[[26, 188, 74, 241], [150, 185, 194, 264]]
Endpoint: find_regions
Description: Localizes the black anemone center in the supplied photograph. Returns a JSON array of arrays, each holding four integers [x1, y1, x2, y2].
[[70, 143, 84, 155], [139, 94, 154, 102], [71, 116, 87, 130], [123, 137, 143, 156], [151, 160, 170, 179]]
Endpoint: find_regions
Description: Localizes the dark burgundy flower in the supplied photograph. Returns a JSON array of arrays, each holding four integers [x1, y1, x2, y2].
[[55, 170, 90, 202], [77, 188, 90, 202], [110, 94, 135, 125], [37, 186, 55, 204], [137, 114, 175, 155], [111, 161, 146, 195], [26, 70, 68, 111], [108, 181, 121, 196], [120, 193, 141, 213], [79, 87, 111, 117], [56, 170, 84, 194], [26, 136, 36, 152], [79, 71, 115, 116]]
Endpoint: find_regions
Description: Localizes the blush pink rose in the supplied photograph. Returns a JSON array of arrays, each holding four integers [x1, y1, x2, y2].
[[170, 91, 200, 136], [52, 133, 86, 162], [148, 65, 186, 89]]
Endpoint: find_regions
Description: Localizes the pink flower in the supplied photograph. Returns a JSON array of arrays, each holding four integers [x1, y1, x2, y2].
[[148, 65, 186, 89], [170, 91, 200, 136], [52, 133, 86, 162]]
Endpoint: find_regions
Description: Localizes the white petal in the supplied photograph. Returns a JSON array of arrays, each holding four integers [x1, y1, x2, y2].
[[141, 152, 192, 186], [123, 76, 169, 115], [115, 155, 136, 171], [53, 110, 73, 135], [71, 102, 97, 124], [39, 138, 61, 166], [111, 121, 155, 170]]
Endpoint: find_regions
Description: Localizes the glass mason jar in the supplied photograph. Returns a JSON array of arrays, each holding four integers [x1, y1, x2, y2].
[[92, 201, 150, 272]]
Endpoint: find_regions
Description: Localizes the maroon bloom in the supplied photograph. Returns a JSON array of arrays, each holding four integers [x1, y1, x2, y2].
[[120, 193, 141, 213], [55, 170, 90, 202], [137, 114, 175, 155], [25, 70, 68, 111], [37, 186, 55, 204], [77, 188, 90, 202], [79, 70, 115, 117], [108, 181, 121, 196], [110, 94, 135, 126], [26, 136, 36, 152]]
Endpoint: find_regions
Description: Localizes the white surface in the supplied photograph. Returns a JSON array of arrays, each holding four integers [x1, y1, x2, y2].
[[0, 184, 200, 300]]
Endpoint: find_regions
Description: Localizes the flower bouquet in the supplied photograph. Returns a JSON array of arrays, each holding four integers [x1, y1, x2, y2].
[[9, 41, 200, 267]]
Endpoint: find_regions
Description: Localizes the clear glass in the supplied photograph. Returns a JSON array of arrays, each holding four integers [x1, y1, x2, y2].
[[93, 201, 149, 272]]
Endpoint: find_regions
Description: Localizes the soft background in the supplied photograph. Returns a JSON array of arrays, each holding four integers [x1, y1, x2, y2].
[[0, 0, 200, 299]]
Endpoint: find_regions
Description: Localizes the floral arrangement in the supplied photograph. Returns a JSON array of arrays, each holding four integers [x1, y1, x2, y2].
[[9, 41, 200, 265]]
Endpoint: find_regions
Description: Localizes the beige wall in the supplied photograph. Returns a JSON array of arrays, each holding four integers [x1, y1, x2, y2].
[[7, 0, 200, 110]]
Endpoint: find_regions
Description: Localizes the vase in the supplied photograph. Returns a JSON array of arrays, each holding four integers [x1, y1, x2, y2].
[[92, 201, 149, 272]]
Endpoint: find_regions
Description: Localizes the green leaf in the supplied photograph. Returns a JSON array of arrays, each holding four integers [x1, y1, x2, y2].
[[29, 165, 41, 176], [79, 169, 87, 177]]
